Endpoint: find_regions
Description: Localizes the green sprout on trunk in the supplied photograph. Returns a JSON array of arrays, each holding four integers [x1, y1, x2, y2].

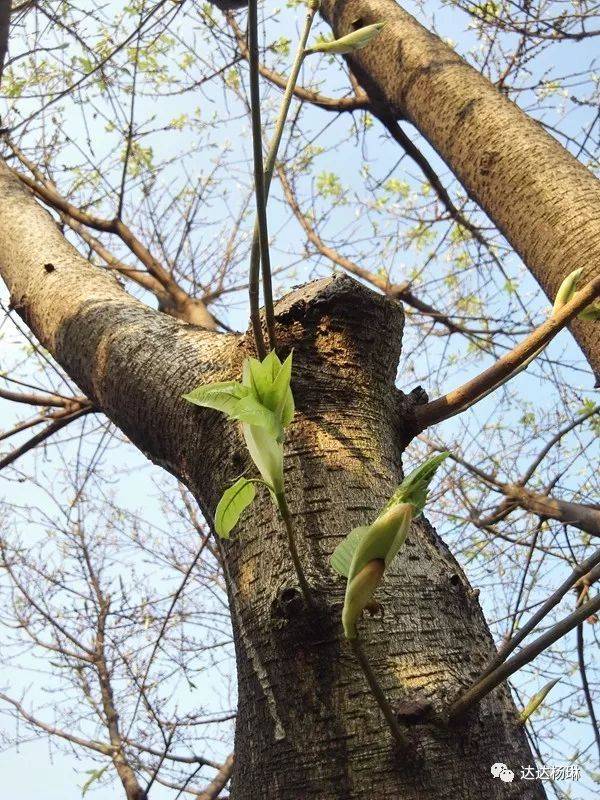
[[183, 351, 294, 535], [183, 352, 313, 606], [329, 452, 449, 749], [331, 452, 450, 638]]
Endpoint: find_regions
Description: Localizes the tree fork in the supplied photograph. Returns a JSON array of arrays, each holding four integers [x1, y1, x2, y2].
[[320, 0, 600, 383]]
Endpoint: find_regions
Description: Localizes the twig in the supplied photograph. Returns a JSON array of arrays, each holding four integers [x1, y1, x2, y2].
[[227, 13, 369, 114], [246, 1, 318, 351], [479, 547, 600, 679], [0, 404, 95, 471], [414, 274, 600, 429], [350, 637, 410, 750], [276, 491, 314, 610], [247, 0, 271, 357], [576, 623, 600, 763], [0, 0, 10, 85], [447, 593, 600, 721]]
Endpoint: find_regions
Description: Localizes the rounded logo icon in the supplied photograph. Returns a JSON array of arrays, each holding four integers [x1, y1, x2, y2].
[[491, 763, 515, 783]]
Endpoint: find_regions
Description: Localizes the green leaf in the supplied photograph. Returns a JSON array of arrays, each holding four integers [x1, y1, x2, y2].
[[215, 478, 256, 538], [242, 422, 284, 495], [330, 526, 370, 577], [553, 268, 599, 319], [353, 503, 412, 575], [230, 394, 281, 437], [519, 678, 560, 723], [554, 268, 584, 311], [332, 504, 413, 639], [385, 452, 449, 515], [342, 559, 385, 639], [183, 381, 248, 416], [81, 765, 109, 797], [281, 386, 295, 428], [305, 22, 385, 55], [243, 356, 273, 403], [264, 352, 293, 420]]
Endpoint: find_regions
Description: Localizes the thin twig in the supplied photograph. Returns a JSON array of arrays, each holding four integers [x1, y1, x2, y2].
[[247, 0, 270, 357], [246, 1, 318, 352], [415, 274, 600, 429], [447, 593, 600, 721], [0, 0, 10, 85], [350, 637, 410, 750], [480, 547, 600, 679], [0, 405, 95, 471], [276, 491, 314, 610], [576, 623, 600, 763]]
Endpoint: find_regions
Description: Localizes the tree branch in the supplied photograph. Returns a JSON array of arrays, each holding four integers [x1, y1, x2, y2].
[[196, 753, 234, 800], [480, 548, 600, 679], [320, 0, 600, 381], [0, 158, 237, 488], [227, 14, 369, 114], [447, 593, 600, 721], [414, 275, 600, 429], [0, 0, 9, 85], [5, 141, 217, 328], [277, 165, 478, 337]]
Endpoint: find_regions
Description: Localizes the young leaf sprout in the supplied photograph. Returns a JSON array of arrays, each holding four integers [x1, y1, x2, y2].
[[331, 452, 450, 638], [305, 22, 386, 56], [184, 353, 312, 605], [519, 678, 560, 724], [330, 453, 449, 749]]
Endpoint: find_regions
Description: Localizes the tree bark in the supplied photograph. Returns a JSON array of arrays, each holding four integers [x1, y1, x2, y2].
[[0, 161, 545, 798], [320, 0, 600, 383]]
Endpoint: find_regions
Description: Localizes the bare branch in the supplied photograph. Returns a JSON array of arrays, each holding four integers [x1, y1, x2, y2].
[[447, 593, 600, 721], [479, 547, 600, 679], [414, 275, 600, 429], [196, 753, 234, 800], [0, 0, 9, 86]]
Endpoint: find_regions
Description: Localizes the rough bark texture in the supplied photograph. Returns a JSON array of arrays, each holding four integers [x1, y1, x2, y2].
[[321, 0, 600, 383], [218, 279, 545, 799], [0, 161, 546, 798]]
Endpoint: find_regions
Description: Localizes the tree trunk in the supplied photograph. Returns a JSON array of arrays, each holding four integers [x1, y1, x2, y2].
[[196, 278, 547, 800], [0, 163, 545, 798], [321, 0, 600, 383]]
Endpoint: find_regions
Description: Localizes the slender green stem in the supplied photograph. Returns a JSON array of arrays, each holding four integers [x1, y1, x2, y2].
[[248, 2, 319, 353], [247, 0, 269, 358], [350, 637, 410, 750], [276, 490, 314, 610]]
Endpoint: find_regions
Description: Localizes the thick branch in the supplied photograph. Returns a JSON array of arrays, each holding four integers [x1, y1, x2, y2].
[[5, 142, 217, 328], [196, 753, 234, 800], [320, 0, 600, 381], [0, 158, 237, 487]]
